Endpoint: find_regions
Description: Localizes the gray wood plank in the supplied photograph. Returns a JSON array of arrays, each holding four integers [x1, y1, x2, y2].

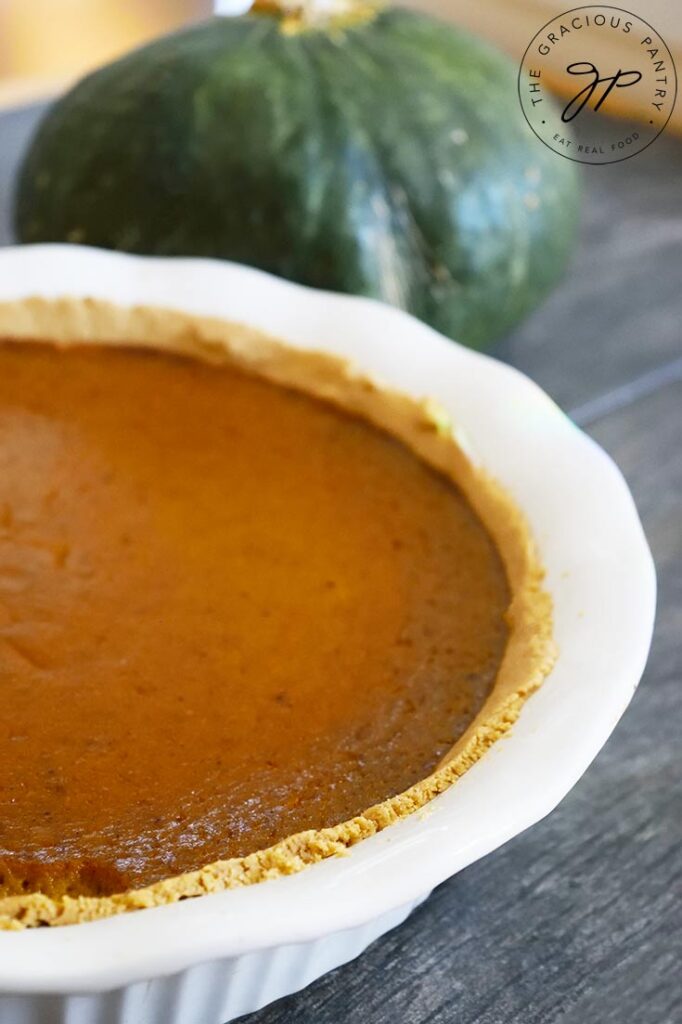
[[238, 381, 681, 1024], [495, 131, 682, 412], [0, 104, 43, 244]]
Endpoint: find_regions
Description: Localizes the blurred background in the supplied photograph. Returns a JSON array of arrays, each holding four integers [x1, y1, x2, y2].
[[1, 0, 680, 132]]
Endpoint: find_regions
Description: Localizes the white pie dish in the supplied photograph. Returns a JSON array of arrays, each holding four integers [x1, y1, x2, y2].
[[0, 244, 655, 1023]]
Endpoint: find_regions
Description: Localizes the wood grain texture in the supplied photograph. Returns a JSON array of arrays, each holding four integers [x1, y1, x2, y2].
[[496, 130, 682, 413], [0, 103, 680, 1023]]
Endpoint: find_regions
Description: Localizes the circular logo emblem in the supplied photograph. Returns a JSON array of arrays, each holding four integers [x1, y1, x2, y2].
[[518, 5, 677, 164]]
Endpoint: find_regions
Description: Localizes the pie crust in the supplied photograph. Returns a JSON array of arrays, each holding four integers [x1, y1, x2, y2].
[[0, 297, 555, 929]]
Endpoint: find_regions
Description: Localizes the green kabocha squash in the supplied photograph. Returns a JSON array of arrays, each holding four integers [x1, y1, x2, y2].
[[15, 0, 579, 349]]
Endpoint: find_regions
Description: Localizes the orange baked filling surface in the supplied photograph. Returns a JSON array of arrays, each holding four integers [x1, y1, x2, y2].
[[0, 340, 510, 900]]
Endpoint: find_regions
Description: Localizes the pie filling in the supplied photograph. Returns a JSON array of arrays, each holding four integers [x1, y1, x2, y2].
[[0, 340, 510, 900]]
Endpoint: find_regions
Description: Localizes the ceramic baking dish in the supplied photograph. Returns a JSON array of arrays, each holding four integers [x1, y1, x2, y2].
[[0, 244, 655, 1024]]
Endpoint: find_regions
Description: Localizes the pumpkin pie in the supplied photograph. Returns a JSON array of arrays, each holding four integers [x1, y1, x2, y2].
[[0, 299, 554, 928]]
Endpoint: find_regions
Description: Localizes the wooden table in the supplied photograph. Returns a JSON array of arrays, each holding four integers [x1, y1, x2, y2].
[[1, 106, 680, 1024]]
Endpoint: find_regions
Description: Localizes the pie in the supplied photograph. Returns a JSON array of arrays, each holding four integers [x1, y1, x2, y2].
[[0, 299, 554, 929]]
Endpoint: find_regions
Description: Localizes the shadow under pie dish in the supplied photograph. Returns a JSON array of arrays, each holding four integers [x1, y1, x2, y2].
[[0, 296, 554, 930]]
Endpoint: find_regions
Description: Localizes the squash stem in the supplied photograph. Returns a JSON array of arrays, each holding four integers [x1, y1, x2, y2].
[[238, 0, 380, 33]]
